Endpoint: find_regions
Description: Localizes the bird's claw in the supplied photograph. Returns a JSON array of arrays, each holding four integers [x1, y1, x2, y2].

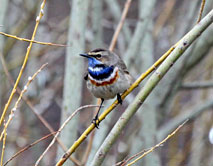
[[92, 117, 100, 129], [117, 94, 123, 105]]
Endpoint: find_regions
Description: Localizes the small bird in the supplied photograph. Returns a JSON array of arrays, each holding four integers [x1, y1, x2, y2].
[[80, 48, 133, 127]]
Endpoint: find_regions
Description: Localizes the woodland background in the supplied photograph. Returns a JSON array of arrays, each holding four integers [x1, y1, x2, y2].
[[0, 0, 213, 166]]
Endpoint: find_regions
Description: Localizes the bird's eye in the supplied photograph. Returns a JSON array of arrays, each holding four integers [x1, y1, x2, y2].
[[96, 54, 101, 58]]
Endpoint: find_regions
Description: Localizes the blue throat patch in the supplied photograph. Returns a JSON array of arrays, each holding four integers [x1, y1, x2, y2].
[[88, 66, 114, 80], [87, 58, 114, 80]]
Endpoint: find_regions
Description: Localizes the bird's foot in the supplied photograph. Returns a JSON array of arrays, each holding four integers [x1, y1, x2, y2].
[[92, 116, 100, 129], [117, 94, 123, 105]]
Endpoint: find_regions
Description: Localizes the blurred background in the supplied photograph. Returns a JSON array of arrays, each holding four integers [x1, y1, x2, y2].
[[0, 0, 213, 166]]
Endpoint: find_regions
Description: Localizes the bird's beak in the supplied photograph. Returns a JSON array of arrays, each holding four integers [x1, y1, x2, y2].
[[79, 53, 90, 58]]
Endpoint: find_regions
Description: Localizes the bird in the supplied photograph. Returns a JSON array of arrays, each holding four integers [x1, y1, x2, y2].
[[80, 48, 133, 128]]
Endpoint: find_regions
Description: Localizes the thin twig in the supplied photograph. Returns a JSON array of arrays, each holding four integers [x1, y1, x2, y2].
[[197, 0, 206, 23], [0, 52, 80, 165], [3, 132, 56, 166], [114, 148, 149, 166], [0, 63, 48, 141], [0, 31, 67, 47], [157, 100, 213, 141], [35, 105, 101, 166], [109, 0, 132, 51], [126, 120, 188, 166], [121, 149, 149, 166], [0, 64, 47, 165], [0, 122, 7, 166], [0, 0, 46, 127]]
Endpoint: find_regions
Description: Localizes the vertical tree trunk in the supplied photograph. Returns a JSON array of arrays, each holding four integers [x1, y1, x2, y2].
[[56, 0, 89, 165]]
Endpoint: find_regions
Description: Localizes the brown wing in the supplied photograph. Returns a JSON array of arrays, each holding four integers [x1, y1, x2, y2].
[[117, 57, 129, 73], [117, 57, 135, 84]]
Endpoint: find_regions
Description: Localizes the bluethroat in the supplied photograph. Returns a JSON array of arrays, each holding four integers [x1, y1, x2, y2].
[[80, 48, 133, 128]]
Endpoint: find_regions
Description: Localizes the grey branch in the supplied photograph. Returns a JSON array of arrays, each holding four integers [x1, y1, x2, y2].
[[157, 100, 213, 141], [180, 80, 213, 89], [90, 9, 213, 166]]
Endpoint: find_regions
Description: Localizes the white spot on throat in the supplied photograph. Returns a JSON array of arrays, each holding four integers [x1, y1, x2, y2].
[[89, 66, 103, 72]]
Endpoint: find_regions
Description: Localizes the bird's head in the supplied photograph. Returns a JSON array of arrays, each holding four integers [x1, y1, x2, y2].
[[80, 48, 119, 67]]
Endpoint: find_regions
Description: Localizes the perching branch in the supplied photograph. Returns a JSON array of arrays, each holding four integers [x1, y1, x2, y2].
[[90, 9, 213, 166], [56, 29, 178, 166], [56, 8, 213, 166]]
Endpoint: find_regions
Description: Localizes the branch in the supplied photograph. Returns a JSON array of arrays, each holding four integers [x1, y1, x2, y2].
[[157, 100, 213, 141], [109, 0, 132, 51], [197, 0, 206, 23], [0, 31, 67, 47], [0, 52, 80, 164], [57, 0, 89, 164], [3, 132, 56, 166], [35, 105, 100, 166], [0, 63, 47, 141], [90, 9, 213, 165], [0, 0, 46, 127], [180, 80, 213, 90], [56, 28, 179, 166], [126, 120, 188, 166], [56, 7, 213, 166], [0, 63, 47, 164]]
